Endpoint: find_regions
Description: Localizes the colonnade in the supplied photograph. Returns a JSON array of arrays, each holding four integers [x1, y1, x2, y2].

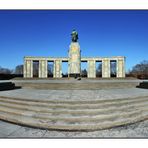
[[23, 57, 125, 78]]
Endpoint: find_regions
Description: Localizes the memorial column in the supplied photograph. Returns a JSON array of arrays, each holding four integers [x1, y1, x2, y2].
[[88, 60, 96, 78], [53, 60, 62, 78], [102, 58, 110, 78], [23, 59, 33, 78], [39, 60, 48, 78], [117, 57, 125, 78]]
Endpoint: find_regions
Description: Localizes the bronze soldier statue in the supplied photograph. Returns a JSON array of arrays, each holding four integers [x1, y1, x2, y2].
[[71, 29, 78, 42]]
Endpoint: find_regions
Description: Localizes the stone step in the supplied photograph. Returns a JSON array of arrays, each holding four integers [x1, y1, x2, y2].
[[0, 108, 141, 124], [0, 96, 148, 131], [0, 108, 148, 131], [0, 95, 148, 104], [0, 103, 147, 122], [0, 99, 148, 111], [0, 96, 148, 110], [1, 99, 148, 117], [0, 98, 148, 116]]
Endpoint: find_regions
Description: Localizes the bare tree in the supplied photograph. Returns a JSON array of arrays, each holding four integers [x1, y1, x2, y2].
[[15, 65, 23, 74], [129, 60, 148, 79]]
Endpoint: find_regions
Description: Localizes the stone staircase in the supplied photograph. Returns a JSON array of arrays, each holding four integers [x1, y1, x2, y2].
[[0, 96, 148, 131]]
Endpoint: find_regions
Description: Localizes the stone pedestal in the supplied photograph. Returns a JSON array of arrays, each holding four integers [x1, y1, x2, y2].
[[68, 42, 81, 77]]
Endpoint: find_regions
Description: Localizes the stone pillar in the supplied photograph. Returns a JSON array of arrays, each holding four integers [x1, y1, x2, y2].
[[39, 60, 48, 78], [53, 60, 62, 78], [23, 59, 33, 78], [117, 57, 125, 78], [68, 42, 81, 77], [88, 60, 96, 78], [102, 58, 110, 78]]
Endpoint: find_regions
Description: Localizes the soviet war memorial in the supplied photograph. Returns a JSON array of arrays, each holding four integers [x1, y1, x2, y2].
[[24, 29, 125, 79], [0, 10, 148, 138]]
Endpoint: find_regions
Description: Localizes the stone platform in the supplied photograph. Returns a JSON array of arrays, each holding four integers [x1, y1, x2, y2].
[[8, 78, 145, 90]]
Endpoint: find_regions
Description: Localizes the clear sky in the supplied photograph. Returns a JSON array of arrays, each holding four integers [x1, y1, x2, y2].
[[0, 10, 148, 72]]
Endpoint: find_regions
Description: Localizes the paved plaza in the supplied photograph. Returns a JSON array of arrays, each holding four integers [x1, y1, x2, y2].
[[0, 86, 148, 101]]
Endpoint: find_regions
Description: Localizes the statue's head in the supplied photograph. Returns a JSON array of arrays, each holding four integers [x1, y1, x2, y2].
[[71, 29, 78, 42], [71, 29, 77, 33]]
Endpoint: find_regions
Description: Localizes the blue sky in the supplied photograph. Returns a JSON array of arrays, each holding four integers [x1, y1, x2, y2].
[[0, 10, 148, 72]]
